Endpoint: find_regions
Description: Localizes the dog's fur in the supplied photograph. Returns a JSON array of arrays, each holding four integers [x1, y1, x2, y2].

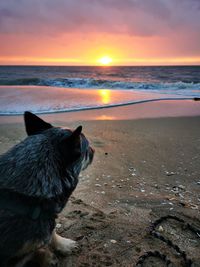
[[0, 112, 94, 267]]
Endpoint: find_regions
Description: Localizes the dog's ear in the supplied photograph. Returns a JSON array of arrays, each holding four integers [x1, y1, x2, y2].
[[24, 111, 52, 135], [70, 126, 82, 141], [69, 126, 83, 160], [60, 126, 82, 163]]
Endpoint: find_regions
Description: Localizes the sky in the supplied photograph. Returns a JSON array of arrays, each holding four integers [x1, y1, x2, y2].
[[0, 0, 200, 66]]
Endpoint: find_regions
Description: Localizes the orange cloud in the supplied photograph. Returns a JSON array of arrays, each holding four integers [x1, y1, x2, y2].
[[0, 0, 200, 65]]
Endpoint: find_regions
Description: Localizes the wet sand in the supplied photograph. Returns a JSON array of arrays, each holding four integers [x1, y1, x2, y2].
[[1, 99, 200, 124], [0, 104, 200, 266]]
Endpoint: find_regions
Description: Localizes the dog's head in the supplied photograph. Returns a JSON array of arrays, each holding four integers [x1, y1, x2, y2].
[[24, 111, 94, 177]]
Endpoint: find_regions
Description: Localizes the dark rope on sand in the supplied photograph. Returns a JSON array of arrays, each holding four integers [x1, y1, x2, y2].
[[136, 251, 173, 267], [149, 215, 200, 240], [136, 215, 200, 267]]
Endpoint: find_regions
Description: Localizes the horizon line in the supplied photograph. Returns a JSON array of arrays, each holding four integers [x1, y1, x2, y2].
[[0, 64, 200, 67]]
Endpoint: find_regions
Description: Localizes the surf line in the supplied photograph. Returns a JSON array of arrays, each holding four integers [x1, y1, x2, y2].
[[0, 97, 199, 116]]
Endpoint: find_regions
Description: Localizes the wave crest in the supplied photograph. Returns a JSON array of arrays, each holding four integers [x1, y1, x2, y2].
[[0, 77, 200, 97]]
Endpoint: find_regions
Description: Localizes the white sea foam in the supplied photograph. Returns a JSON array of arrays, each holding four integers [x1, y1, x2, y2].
[[0, 77, 200, 97]]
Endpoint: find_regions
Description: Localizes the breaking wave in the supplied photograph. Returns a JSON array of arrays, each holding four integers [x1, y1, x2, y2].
[[0, 77, 200, 97]]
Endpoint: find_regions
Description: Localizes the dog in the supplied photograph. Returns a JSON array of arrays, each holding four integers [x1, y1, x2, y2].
[[0, 111, 94, 267]]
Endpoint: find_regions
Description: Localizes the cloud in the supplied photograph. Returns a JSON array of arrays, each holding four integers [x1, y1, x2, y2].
[[0, 0, 200, 37], [0, 0, 200, 63]]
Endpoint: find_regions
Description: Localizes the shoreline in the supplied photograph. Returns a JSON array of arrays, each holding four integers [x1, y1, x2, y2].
[[0, 85, 199, 119], [0, 98, 200, 124], [0, 97, 198, 116]]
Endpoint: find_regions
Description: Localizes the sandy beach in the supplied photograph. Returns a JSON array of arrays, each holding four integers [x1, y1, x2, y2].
[[0, 102, 200, 266]]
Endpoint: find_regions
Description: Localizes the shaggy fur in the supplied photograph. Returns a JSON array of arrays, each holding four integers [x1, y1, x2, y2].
[[0, 112, 94, 267]]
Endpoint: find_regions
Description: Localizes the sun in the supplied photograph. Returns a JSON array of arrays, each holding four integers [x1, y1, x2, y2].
[[98, 56, 113, 65]]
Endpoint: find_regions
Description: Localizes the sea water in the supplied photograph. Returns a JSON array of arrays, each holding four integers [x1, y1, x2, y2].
[[0, 66, 199, 115]]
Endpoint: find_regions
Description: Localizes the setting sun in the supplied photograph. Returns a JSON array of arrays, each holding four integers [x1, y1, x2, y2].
[[98, 56, 113, 65]]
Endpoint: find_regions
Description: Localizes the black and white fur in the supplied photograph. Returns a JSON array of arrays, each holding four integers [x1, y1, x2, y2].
[[0, 111, 94, 267]]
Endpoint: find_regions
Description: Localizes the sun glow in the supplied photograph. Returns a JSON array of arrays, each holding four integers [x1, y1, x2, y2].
[[98, 56, 113, 65]]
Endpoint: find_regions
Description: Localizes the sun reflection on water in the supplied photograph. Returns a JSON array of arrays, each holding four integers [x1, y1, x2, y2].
[[98, 89, 111, 104], [96, 115, 115, 120]]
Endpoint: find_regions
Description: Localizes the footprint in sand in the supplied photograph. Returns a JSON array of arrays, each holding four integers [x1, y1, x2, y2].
[[65, 210, 89, 219]]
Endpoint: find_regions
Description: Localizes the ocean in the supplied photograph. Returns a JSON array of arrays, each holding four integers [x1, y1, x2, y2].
[[0, 65, 200, 115]]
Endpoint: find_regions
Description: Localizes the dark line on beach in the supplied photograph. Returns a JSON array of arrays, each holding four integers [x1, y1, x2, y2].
[[0, 97, 199, 116]]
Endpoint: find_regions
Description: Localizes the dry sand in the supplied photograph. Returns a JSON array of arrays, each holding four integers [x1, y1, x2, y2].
[[0, 103, 200, 266]]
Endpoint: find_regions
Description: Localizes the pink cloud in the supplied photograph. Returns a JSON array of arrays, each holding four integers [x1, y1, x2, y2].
[[0, 0, 199, 36], [0, 0, 200, 64]]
